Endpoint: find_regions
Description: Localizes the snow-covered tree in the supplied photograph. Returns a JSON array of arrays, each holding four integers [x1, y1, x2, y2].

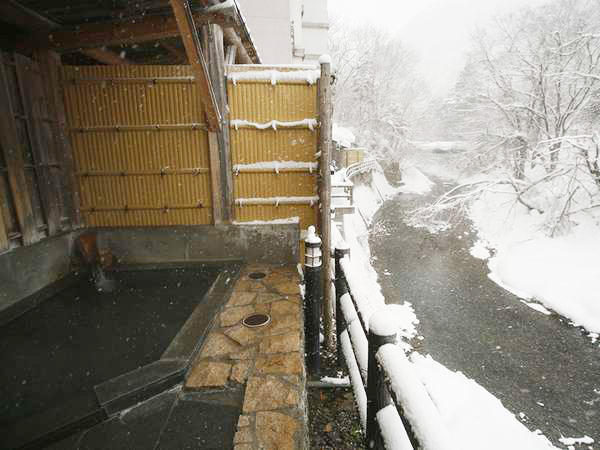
[[411, 0, 600, 235], [329, 21, 427, 165]]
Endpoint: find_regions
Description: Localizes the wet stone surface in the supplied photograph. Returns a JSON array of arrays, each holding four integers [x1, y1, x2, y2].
[[185, 263, 308, 450]]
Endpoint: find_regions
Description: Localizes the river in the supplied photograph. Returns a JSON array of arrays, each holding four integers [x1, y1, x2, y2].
[[369, 169, 599, 446]]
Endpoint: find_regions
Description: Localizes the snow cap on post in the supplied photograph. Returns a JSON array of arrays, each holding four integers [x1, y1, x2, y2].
[[369, 306, 398, 337], [305, 225, 322, 245], [318, 54, 332, 65]]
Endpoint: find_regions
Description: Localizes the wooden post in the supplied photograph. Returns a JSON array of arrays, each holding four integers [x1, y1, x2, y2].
[[203, 24, 233, 223], [170, 0, 225, 225], [35, 50, 82, 227], [318, 55, 333, 349], [0, 53, 36, 245]]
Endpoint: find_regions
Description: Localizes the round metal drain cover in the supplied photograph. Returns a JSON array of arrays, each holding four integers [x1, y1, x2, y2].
[[242, 313, 271, 328], [248, 271, 266, 280]]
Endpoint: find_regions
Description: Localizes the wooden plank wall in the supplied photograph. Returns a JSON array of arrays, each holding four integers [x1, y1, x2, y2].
[[0, 52, 70, 251], [227, 65, 320, 230], [61, 65, 213, 227]]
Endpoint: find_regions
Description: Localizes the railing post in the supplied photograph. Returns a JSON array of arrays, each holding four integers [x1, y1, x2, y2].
[[366, 310, 397, 449], [334, 243, 350, 364], [304, 225, 322, 376]]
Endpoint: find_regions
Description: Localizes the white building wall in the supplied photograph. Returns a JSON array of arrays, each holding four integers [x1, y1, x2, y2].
[[236, 0, 328, 65], [237, 0, 293, 63]]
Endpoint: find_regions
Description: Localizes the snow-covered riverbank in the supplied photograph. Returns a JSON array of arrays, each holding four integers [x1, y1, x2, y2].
[[338, 166, 563, 449]]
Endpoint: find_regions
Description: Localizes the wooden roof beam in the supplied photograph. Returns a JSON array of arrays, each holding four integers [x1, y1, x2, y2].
[[161, 41, 188, 64], [18, 9, 236, 54], [169, 0, 220, 131], [81, 47, 131, 65], [0, 0, 58, 32]]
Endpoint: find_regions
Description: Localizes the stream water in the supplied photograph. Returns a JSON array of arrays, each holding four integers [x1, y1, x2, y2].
[[369, 172, 600, 446]]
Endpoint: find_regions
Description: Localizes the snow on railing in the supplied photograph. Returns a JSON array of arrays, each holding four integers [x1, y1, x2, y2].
[[232, 160, 318, 174], [345, 158, 380, 180], [333, 228, 453, 450], [230, 118, 317, 131], [235, 196, 319, 207], [227, 69, 320, 85]]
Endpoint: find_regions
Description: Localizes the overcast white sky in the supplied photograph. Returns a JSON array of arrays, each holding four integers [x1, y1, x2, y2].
[[328, 0, 551, 96]]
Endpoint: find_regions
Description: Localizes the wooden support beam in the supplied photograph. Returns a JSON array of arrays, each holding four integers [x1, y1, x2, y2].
[[14, 53, 62, 235], [318, 57, 333, 350], [0, 54, 36, 245], [161, 41, 188, 64], [34, 50, 82, 227], [81, 47, 131, 65], [207, 131, 223, 224], [170, 0, 221, 132], [223, 28, 253, 64], [20, 10, 236, 54], [225, 45, 237, 65], [0, 0, 58, 32], [203, 24, 233, 222]]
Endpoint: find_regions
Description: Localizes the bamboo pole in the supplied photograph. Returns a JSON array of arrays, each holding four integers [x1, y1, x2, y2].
[[318, 56, 333, 350]]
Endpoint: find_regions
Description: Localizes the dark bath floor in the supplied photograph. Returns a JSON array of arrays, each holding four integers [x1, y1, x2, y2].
[[0, 266, 220, 431]]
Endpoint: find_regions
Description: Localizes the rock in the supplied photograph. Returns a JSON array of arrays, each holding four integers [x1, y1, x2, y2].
[[234, 280, 268, 293], [237, 415, 250, 428], [270, 301, 300, 318], [255, 352, 303, 375], [262, 314, 299, 336], [224, 324, 262, 346], [199, 333, 241, 358], [259, 331, 300, 354], [231, 361, 251, 384], [255, 411, 299, 450], [243, 376, 300, 412], [273, 281, 300, 295], [220, 305, 256, 327], [227, 292, 257, 307], [255, 292, 284, 304], [233, 426, 253, 444], [186, 362, 231, 388]]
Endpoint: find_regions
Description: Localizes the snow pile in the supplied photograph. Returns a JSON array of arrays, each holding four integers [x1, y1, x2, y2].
[[469, 183, 600, 333], [398, 165, 434, 195], [230, 118, 317, 131], [352, 169, 400, 223], [559, 436, 595, 447], [232, 217, 299, 225], [411, 354, 558, 450], [228, 69, 320, 85], [333, 124, 356, 148], [375, 405, 413, 450], [409, 141, 468, 152], [233, 160, 318, 173]]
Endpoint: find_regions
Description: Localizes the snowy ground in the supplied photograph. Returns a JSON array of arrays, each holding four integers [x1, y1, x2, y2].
[[336, 165, 571, 449], [405, 143, 600, 338]]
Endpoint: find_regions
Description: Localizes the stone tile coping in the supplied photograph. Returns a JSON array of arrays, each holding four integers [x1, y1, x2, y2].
[[185, 263, 308, 450]]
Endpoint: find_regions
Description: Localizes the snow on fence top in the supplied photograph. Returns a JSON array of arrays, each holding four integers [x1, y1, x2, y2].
[[235, 196, 319, 206], [376, 344, 455, 450], [233, 160, 318, 174], [230, 119, 317, 131], [227, 69, 320, 85]]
